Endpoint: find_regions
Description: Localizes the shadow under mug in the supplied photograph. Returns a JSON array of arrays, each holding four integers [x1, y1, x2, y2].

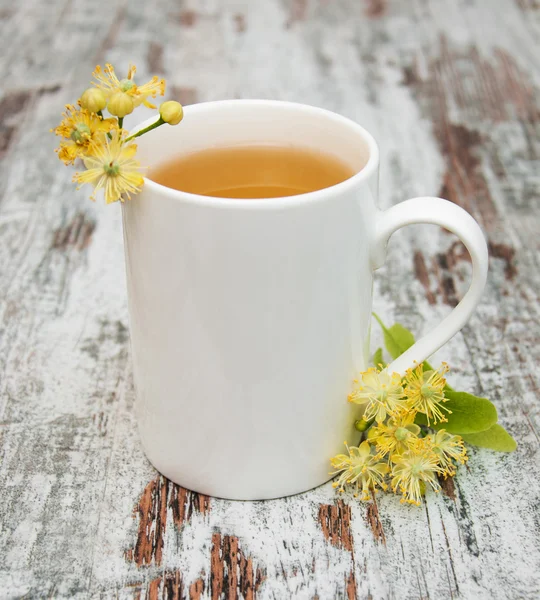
[[121, 100, 488, 500]]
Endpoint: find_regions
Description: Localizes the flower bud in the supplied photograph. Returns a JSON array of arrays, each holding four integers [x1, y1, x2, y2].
[[355, 417, 375, 433], [159, 101, 183, 125], [354, 418, 371, 432], [107, 91, 134, 118], [79, 88, 107, 113]]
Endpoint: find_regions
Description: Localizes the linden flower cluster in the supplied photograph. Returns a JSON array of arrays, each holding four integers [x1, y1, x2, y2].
[[330, 363, 468, 506], [53, 64, 184, 204]]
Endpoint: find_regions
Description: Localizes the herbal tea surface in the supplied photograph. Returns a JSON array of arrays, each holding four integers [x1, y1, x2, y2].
[[149, 145, 355, 198]]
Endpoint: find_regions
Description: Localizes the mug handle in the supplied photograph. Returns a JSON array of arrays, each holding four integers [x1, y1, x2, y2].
[[371, 197, 489, 376]]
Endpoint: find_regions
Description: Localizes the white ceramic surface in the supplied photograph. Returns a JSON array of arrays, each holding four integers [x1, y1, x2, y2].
[[121, 100, 489, 500]]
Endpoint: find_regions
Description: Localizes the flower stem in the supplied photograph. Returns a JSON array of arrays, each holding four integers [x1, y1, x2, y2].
[[125, 117, 165, 142], [118, 117, 124, 130]]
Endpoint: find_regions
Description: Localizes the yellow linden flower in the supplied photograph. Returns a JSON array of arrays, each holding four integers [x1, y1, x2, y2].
[[330, 441, 389, 500], [391, 440, 442, 506], [368, 409, 421, 457], [54, 105, 116, 165], [91, 63, 165, 109], [74, 132, 144, 204], [349, 367, 406, 423], [426, 429, 468, 477], [404, 363, 450, 425]]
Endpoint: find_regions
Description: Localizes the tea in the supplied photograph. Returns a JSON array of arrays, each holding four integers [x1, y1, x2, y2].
[[148, 144, 355, 199]]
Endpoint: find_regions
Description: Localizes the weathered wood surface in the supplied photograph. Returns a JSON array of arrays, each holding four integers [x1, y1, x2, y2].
[[0, 0, 539, 598]]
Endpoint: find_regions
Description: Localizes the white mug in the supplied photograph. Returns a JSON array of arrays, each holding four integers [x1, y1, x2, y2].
[[122, 100, 488, 500]]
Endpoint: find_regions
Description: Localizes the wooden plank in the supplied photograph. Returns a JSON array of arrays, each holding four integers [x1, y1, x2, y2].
[[0, 0, 539, 598]]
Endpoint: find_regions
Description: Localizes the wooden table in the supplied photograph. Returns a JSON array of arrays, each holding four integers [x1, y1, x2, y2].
[[1, 0, 539, 598]]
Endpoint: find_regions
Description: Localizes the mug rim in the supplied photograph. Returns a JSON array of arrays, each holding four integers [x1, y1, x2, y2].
[[136, 99, 380, 210]]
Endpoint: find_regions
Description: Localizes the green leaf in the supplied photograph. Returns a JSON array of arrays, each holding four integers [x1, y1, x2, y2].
[[372, 347, 385, 368], [372, 313, 436, 372], [372, 314, 454, 390], [373, 314, 414, 359], [384, 323, 415, 358], [462, 424, 517, 452], [415, 390, 498, 434]]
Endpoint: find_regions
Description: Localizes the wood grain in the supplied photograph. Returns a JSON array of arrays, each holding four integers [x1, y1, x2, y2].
[[1, 0, 540, 598]]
